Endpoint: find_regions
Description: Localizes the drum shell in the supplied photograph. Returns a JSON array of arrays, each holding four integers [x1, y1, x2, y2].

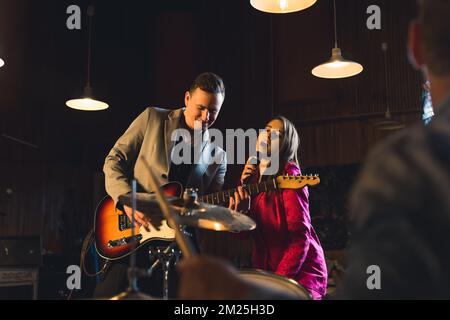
[[238, 269, 312, 300]]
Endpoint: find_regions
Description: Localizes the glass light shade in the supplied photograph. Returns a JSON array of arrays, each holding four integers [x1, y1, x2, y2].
[[373, 120, 405, 131], [250, 0, 317, 13], [0, 58, 4, 68], [373, 111, 405, 131], [312, 48, 363, 79], [66, 98, 109, 111], [66, 86, 109, 111]]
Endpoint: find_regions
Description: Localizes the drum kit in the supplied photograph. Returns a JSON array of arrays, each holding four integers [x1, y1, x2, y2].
[[103, 160, 311, 301]]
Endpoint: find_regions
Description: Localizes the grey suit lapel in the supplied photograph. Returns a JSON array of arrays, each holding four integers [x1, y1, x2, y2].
[[164, 108, 184, 172]]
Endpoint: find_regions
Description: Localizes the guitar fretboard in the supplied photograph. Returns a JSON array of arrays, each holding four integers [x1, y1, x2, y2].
[[198, 179, 277, 206]]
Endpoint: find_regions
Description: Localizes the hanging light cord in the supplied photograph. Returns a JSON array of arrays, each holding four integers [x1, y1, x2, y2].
[[333, 0, 338, 48], [382, 43, 390, 114], [86, 6, 95, 87]]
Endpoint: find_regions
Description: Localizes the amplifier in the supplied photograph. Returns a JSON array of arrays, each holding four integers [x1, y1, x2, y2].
[[0, 268, 39, 300], [0, 237, 42, 267]]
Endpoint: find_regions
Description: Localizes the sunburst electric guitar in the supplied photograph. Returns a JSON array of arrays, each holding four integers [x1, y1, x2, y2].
[[94, 175, 320, 260]]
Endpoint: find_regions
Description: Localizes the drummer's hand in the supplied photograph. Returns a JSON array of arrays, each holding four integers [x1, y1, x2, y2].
[[177, 256, 251, 300], [123, 205, 163, 229], [229, 186, 250, 213]]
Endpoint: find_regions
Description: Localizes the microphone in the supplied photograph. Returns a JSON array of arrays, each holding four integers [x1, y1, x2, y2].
[[248, 152, 261, 166], [242, 153, 260, 184]]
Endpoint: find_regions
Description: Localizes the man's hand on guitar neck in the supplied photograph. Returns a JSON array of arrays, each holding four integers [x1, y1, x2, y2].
[[123, 205, 163, 230]]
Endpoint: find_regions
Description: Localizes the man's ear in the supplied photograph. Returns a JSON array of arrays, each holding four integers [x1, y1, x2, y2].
[[408, 20, 425, 70], [184, 91, 190, 107]]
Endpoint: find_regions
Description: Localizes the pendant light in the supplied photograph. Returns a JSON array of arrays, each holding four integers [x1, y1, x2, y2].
[[0, 58, 4, 68], [373, 43, 405, 131], [250, 0, 317, 14], [66, 6, 108, 111], [312, 0, 363, 79]]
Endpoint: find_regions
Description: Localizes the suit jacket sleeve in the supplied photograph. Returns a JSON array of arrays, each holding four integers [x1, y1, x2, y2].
[[103, 108, 151, 203]]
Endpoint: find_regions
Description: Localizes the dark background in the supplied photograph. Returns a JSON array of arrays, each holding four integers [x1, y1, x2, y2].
[[0, 0, 422, 298]]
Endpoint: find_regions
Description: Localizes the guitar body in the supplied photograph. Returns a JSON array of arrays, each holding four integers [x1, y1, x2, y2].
[[94, 182, 183, 260]]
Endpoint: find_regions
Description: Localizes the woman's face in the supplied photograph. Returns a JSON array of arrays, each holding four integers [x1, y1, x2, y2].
[[257, 119, 285, 157]]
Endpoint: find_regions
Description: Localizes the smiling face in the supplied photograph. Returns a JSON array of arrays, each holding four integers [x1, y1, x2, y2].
[[256, 116, 301, 175], [184, 88, 224, 130], [257, 119, 285, 156]]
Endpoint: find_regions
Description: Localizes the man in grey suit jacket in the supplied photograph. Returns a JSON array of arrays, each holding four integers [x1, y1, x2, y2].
[[104, 72, 227, 228], [95, 72, 227, 298]]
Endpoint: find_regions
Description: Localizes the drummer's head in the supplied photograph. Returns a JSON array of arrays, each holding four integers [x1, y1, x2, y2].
[[257, 116, 300, 174], [409, 0, 450, 109]]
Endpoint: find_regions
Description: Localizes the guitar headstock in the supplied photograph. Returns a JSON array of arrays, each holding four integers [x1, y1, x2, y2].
[[275, 175, 320, 189]]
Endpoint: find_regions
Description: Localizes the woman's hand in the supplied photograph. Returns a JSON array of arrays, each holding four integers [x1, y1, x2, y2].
[[240, 162, 258, 184], [229, 186, 250, 213]]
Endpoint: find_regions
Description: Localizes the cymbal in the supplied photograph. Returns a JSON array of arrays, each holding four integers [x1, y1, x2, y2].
[[181, 206, 256, 233], [109, 290, 158, 300], [172, 199, 257, 233], [118, 193, 257, 233]]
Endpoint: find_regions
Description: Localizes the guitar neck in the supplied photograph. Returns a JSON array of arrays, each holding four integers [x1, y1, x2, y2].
[[198, 179, 277, 206]]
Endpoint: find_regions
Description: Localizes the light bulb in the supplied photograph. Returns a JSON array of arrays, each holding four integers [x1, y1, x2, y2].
[[279, 0, 288, 11]]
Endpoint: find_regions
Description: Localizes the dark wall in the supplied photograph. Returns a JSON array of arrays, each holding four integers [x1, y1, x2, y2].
[[0, 0, 422, 258]]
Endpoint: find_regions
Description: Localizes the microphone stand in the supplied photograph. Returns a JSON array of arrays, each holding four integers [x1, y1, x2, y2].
[[111, 158, 197, 300]]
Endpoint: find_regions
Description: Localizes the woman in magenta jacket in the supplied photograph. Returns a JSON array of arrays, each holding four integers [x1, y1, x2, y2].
[[233, 116, 328, 300]]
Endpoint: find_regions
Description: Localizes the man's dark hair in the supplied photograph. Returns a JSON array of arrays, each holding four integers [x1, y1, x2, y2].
[[189, 72, 225, 97], [418, 0, 450, 76]]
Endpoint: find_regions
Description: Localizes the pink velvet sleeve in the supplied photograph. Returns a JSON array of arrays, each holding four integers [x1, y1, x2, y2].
[[275, 165, 312, 278]]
